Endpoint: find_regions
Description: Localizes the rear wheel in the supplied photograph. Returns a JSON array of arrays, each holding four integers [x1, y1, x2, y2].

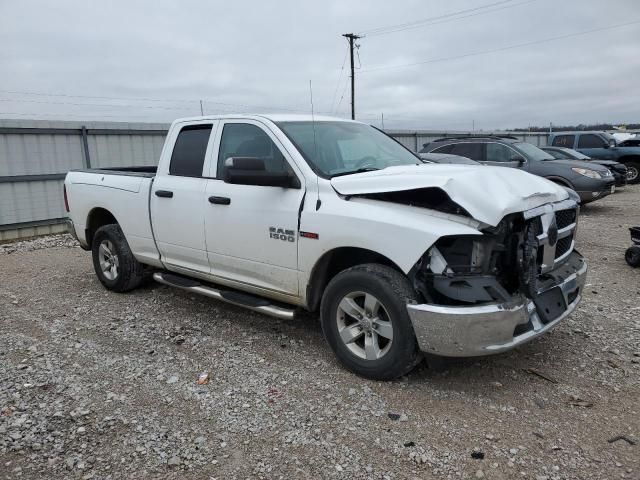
[[92, 224, 145, 292], [625, 161, 640, 184], [625, 245, 640, 268], [320, 264, 422, 380]]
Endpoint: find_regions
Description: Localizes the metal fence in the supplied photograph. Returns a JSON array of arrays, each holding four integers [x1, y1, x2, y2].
[[0, 118, 551, 241]]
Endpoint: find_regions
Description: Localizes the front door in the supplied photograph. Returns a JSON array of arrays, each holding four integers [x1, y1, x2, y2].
[[204, 121, 305, 295]]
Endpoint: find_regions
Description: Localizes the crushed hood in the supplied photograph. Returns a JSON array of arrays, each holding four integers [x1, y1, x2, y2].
[[330, 164, 570, 226]]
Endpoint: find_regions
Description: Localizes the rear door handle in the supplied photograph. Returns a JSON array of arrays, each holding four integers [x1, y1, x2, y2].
[[208, 196, 231, 205], [155, 190, 173, 198]]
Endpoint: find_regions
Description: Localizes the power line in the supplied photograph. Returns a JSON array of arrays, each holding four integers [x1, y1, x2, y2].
[[359, 19, 640, 73], [329, 43, 350, 113], [0, 89, 317, 114], [0, 97, 198, 111], [358, 0, 525, 37]]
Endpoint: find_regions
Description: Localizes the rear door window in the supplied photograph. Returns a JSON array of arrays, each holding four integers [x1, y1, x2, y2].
[[169, 124, 213, 177], [486, 143, 519, 162], [577, 134, 606, 149], [450, 142, 483, 161], [431, 144, 454, 154], [551, 135, 575, 148]]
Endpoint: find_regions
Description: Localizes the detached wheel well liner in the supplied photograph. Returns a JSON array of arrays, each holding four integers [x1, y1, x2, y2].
[[85, 207, 119, 248], [306, 247, 404, 312]]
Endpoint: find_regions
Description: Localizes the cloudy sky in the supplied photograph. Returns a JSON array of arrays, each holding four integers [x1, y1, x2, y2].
[[1, 0, 639, 130]]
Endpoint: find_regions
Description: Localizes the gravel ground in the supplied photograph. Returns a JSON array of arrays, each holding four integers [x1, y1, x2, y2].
[[1, 188, 639, 480]]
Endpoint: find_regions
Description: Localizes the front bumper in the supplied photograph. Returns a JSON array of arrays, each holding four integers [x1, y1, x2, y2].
[[407, 251, 587, 357], [576, 179, 616, 203]]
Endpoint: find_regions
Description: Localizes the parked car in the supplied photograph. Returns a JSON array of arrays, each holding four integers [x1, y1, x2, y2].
[[541, 146, 628, 187], [548, 131, 640, 184], [64, 115, 587, 380], [418, 152, 479, 165], [421, 136, 615, 204]]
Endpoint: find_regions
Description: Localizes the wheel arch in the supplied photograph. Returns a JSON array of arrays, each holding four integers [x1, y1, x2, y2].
[[544, 175, 574, 188], [617, 154, 640, 164], [305, 247, 405, 312], [86, 207, 119, 248]]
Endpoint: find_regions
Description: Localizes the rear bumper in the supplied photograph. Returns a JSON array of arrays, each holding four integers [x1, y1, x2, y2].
[[407, 252, 587, 357], [64, 218, 89, 250]]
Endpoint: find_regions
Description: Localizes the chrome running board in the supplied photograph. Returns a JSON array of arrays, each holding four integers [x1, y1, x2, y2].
[[153, 272, 296, 320]]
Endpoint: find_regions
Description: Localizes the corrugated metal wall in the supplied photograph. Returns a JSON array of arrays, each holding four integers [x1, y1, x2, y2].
[[0, 119, 168, 240], [0, 118, 550, 240]]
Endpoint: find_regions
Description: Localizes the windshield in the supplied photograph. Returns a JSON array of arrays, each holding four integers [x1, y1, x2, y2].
[[513, 142, 555, 161], [277, 121, 422, 177], [563, 149, 590, 160]]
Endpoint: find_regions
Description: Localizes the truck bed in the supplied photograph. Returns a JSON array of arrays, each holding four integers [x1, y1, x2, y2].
[[65, 167, 160, 266]]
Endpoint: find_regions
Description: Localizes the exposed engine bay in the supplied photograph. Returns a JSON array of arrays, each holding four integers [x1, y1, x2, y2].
[[409, 202, 580, 309]]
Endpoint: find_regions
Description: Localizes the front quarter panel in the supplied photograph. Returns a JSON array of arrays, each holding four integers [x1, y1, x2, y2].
[[298, 190, 483, 278]]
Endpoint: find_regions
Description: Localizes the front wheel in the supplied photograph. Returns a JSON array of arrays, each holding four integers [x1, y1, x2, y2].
[[625, 161, 640, 184], [320, 264, 422, 380], [92, 224, 145, 292]]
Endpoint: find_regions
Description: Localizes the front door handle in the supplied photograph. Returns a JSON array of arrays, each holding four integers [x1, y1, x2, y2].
[[155, 190, 173, 198], [208, 196, 231, 205]]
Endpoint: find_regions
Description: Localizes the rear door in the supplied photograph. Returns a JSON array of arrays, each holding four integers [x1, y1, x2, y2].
[[203, 120, 305, 295], [483, 142, 525, 169], [150, 121, 218, 273], [448, 142, 484, 162]]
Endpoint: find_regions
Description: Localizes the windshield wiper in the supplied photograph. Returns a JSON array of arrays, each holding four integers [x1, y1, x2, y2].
[[330, 167, 380, 178]]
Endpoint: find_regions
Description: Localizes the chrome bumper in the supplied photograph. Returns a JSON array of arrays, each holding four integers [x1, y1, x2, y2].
[[64, 218, 89, 249], [64, 218, 78, 240], [407, 254, 587, 357]]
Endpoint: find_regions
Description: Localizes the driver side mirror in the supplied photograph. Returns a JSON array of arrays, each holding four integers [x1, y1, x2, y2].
[[511, 156, 526, 165], [224, 157, 300, 188]]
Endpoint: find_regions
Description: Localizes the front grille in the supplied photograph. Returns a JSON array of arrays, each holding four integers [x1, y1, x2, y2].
[[530, 205, 578, 275], [555, 209, 576, 229], [555, 235, 573, 259]]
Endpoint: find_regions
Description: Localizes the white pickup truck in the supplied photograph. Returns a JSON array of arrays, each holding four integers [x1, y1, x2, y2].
[[64, 115, 587, 379]]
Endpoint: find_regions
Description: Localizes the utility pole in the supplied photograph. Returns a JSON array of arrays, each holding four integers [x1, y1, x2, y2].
[[199, 100, 204, 116], [342, 33, 362, 120]]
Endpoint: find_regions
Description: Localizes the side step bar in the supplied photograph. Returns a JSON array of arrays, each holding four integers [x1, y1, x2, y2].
[[152, 272, 296, 320]]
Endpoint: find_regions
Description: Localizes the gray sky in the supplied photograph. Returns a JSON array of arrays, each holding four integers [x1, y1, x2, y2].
[[1, 0, 639, 130]]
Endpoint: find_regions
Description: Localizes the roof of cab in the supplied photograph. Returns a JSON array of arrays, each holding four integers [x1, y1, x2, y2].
[[173, 114, 359, 124]]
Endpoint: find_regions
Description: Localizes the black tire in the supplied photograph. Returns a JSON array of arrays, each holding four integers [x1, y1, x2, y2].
[[625, 161, 640, 184], [625, 245, 640, 268], [320, 264, 422, 380], [91, 224, 145, 292]]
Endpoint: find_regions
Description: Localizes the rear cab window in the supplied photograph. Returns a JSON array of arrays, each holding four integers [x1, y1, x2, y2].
[[169, 124, 213, 177]]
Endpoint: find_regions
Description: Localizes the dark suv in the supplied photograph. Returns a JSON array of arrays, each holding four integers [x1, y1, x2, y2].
[[421, 136, 615, 204]]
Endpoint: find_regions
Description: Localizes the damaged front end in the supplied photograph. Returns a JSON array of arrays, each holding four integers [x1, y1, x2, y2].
[[407, 199, 587, 357]]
